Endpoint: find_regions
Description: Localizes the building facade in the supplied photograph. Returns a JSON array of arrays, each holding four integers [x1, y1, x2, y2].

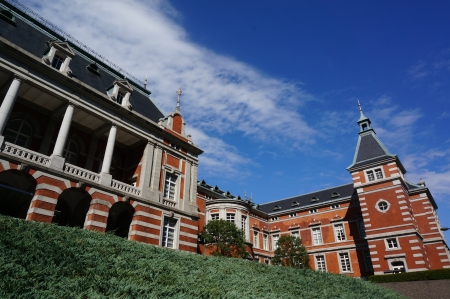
[[0, 0, 448, 278]]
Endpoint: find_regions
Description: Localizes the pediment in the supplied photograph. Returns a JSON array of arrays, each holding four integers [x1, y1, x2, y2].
[[114, 79, 133, 93], [49, 41, 76, 57]]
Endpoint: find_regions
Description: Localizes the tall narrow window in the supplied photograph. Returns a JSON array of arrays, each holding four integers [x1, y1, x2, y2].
[[291, 230, 299, 239], [366, 170, 375, 182], [334, 224, 346, 242], [4, 119, 32, 147], [253, 231, 259, 248], [375, 168, 383, 180], [339, 252, 351, 272], [116, 91, 125, 105], [241, 215, 247, 239], [51, 54, 65, 70], [163, 173, 177, 200], [358, 220, 366, 238], [162, 217, 177, 248], [272, 234, 279, 250], [364, 250, 373, 271], [316, 255, 326, 272], [63, 138, 78, 165], [226, 213, 235, 223], [263, 234, 268, 250], [312, 227, 323, 245]]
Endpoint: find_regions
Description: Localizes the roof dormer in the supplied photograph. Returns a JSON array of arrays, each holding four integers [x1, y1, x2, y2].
[[42, 40, 76, 76], [106, 79, 133, 110]]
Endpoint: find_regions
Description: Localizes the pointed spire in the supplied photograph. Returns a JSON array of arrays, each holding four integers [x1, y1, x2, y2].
[[144, 75, 147, 89], [176, 86, 182, 112], [356, 100, 371, 132]]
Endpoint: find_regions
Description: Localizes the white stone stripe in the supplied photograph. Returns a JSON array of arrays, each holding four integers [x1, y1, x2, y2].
[[87, 209, 109, 217], [36, 183, 62, 194], [400, 206, 408, 210], [179, 240, 197, 248], [372, 264, 381, 268], [362, 213, 369, 217], [444, 266, 450, 268], [398, 200, 406, 204], [180, 231, 198, 239], [180, 222, 197, 231], [411, 246, 421, 250], [353, 176, 360, 179], [395, 190, 403, 193], [90, 199, 112, 208], [409, 240, 419, 243], [429, 221, 436, 225], [0, 160, 10, 170], [360, 202, 367, 206], [415, 261, 425, 264], [388, 162, 396, 166], [420, 193, 427, 198], [32, 195, 57, 204], [27, 207, 53, 216], [84, 220, 107, 228], [403, 218, 411, 221], [439, 253, 448, 256], [427, 216, 435, 219], [413, 253, 423, 257], [368, 245, 376, 248], [430, 227, 438, 230], [389, 167, 398, 171], [361, 208, 368, 211], [397, 195, 405, 198], [437, 246, 445, 249], [365, 224, 372, 227], [372, 258, 379, 262], [359, 197, 365, 200], [130, 220, 160, 230], [370, 251, 378, 255], [129, 230, 159, 240], [134, 211, 162, 220], [440, 259, 450, 263], [401, 212, 410, 216]]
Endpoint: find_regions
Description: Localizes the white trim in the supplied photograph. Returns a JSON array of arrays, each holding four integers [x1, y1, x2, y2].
[[27, 207, 53, 216], [84, 220, 107, 228]]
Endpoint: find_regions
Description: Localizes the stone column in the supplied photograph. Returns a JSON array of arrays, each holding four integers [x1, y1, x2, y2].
[[99, 123, 117, 185], [188, 162, 199, 214], [149, 145, 163, 197], [48, 102, 75, 170], [0, 75, 24, 146], [139, 141, 155, 200]]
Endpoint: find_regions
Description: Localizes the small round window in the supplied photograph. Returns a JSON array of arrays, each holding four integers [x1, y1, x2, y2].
[[376, 199, 390, 213], [378, 201, 388, 211]]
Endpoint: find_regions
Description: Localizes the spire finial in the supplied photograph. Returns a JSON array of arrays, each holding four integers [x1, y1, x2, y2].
[[144, 74, 147, 89], [244, 190, 247, 200], [358, 99, 362, 113], [176, 84, 182, 111]]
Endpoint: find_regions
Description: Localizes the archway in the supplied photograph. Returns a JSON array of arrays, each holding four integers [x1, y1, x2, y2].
[[52, 188, 91, 227], [106, 201, 134, 238], [0, 169, 36, 219]]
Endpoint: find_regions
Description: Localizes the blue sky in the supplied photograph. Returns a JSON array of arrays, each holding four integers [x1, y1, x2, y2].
[[22, 0, 450, 240]]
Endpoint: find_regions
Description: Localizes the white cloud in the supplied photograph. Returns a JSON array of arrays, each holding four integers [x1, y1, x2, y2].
[[23, 0, 316, 174]]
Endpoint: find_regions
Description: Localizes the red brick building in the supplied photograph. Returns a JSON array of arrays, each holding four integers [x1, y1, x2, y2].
[[0, 0, 448, 278]]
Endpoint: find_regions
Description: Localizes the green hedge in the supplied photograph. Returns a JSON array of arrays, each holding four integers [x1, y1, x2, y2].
[[369, 269, 450, 283], [0, 215, 404, 298]]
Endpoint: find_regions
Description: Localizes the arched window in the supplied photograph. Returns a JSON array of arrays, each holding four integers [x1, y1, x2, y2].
[[63, 138, 79, 164], [4, 119, 32, 147]]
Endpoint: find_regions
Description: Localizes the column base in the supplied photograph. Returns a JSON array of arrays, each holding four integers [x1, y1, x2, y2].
[[48, 154, 65, 170], [99, 172, 112, 186]]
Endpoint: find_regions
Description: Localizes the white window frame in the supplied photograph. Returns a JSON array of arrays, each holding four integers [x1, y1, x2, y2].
[[42, 41, 76, 75], [253, 231, 259, 248], [106, 80, 134, 109], [163, 172, 178, 200], [387, 257, 408, 273], [226, 213, 235, 223], [160, 216, 179, 249], [311, 227, 323, 245], [315, 255, 327, 272], [338, 251, 352, 273], [334, 223, 346, 242], [272, 234, 279, 250], [309, 208, 318, 214], [211, 213, 219, 221], [364, 166, 385, 183], [385, 237, 400, 250], [291, 230, 300, 239], [263, 234, 268, 250], [375, 199, 391, 213], [330, 204, 340, 209]]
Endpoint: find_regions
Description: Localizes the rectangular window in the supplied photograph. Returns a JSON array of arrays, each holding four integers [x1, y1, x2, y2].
[[291, 230, 299, 238], [116, 91, 125, 104], [289, 212, 297, 217], [226, 213, 235, 223], [163, 173, 177, 200], [272, 234, 279, 250], [162, 217, 177, 248], [241, 215, 247, 239], [271, 216, 278, 221], [316, 255, 326, 272], [51, 54, 64, 70], [253, 231, 259, 248], [375, 168, 383, 180], [312, 227, 323, 245], [358, 220, 366, 238], [211, 213, 219, 221], [364, 250, 373, 271], [366, 170, 375, 182], [334, 224, 346, 242], [339, 252, 351, 272], [330, 204, 340, 209], [386, 238, 399, 249], [263, 234, 268, 250], [309, 208, 318, 214]]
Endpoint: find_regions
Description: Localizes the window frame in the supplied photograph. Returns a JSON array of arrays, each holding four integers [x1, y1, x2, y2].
[[163, 172, 178, 200], [210, 213, 219, 221], [375, 199, 391, 213], [315, 255, 327, 272], [263, 234, 268, 250], [309, 208, 318, 214], [272, 234, 279, 250], [334, 223, 346, 242], [385, 237, 400, 250], [338, 251, 352, 273], [160, 216, 179, 249], [226, 213, 235, 223], [311, 227, 323, 245], [330, 204, 340, 209], [4, 118, 33, 148], [253, 230, 259, 248], [364, 166, 386, 183]]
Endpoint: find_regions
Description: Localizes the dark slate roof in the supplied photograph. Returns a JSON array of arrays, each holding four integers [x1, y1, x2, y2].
[[0, 3, 164, 123], [347, 130, 396, 170], [258, 183, 356, 214]]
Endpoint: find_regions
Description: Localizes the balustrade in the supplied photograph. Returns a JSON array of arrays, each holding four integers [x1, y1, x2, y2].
[[2, 142, 50, 166]]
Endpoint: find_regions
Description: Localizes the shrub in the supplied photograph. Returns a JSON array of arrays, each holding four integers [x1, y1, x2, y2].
[[272, 235, 310, 269], [0, 215, 404, 298], [369, 268, 450, 283]]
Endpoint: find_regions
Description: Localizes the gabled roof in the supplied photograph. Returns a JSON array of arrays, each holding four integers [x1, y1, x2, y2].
[[258, 183, 357, 214]]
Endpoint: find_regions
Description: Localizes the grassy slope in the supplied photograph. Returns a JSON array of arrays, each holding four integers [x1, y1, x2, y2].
[[0, 216, 404, 299]]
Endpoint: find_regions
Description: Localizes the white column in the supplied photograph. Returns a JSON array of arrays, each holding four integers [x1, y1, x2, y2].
[[100, 123, 117, 174], [0, 76, 23, 135], [52, 103, 75, 157]]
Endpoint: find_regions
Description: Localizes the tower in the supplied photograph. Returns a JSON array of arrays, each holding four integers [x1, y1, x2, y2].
[[347, 103, 450, 274]]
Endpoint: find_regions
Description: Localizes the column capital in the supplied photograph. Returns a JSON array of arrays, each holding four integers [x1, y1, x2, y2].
[[13, 73, 27, 82], [68, 100, 79, 107], [111, 121, 121, 128]]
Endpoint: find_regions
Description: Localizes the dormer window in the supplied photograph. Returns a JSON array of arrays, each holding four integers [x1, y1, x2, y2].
[[311, 196, 319, 203], [331, 192, 340, 198], [273, 205, 281, 211], [106, 79, 133, 110], [42, 41, 76, 76], [291, 201, 299, 207]]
